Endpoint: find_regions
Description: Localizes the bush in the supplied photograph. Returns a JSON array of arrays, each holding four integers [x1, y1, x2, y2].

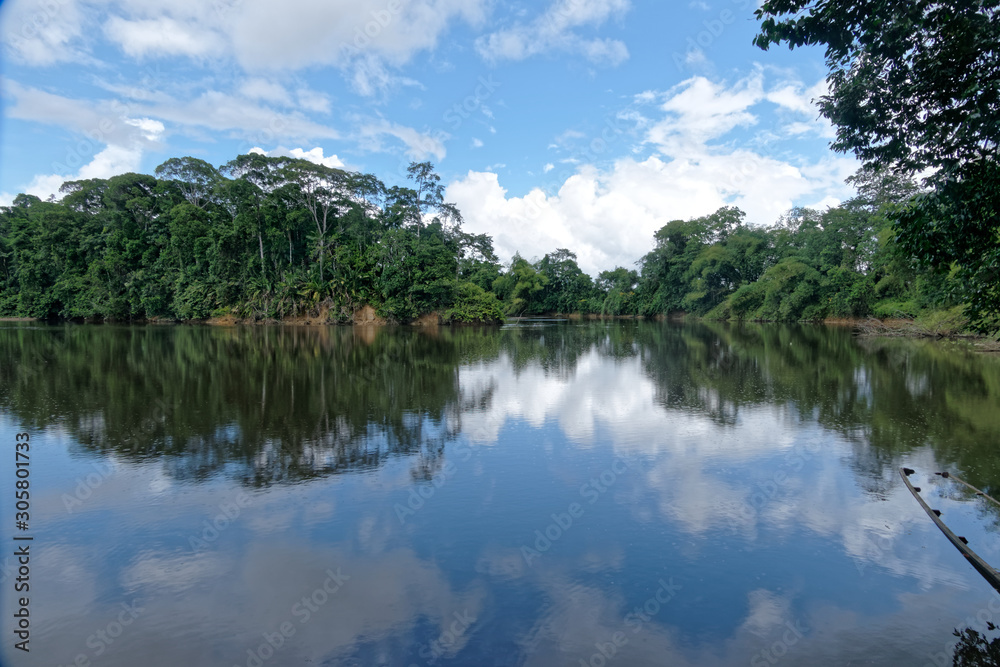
[[444, 281, 505, 324], [728, 282, 765, 319], [871, 299, 919, 319]]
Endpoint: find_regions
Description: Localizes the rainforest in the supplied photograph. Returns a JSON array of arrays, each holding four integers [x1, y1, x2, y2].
[[0, 155, 985, 332]]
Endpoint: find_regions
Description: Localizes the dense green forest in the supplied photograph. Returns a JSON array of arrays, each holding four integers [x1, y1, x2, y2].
[[1, 1, 995, 332], [0, 155, 987, 330], [0, 158, 507, 324]]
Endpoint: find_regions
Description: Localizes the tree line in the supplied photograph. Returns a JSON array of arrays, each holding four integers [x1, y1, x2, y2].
[[0, 156, 985, 328], [753, 0, 999, 332], [0, 157, 506, 324], [495, 168, 967, 323]]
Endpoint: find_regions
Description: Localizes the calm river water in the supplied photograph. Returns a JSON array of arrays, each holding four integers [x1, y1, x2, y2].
[[2, 320, 1000, 666]]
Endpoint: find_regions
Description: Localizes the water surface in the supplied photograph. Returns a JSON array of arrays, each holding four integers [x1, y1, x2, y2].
[[2, 321, 1000, 666]]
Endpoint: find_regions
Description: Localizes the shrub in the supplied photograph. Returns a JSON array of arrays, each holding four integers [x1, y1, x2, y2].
[[444, 281, 505, 324]]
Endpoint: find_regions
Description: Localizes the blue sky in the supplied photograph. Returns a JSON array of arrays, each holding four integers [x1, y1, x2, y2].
[[0, 0, 858, 275]]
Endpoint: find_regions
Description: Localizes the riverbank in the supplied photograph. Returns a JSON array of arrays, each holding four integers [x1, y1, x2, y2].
[[204, 304, 508, 327], [840, 316, 1000, 352], [5, 311, 998, 350]]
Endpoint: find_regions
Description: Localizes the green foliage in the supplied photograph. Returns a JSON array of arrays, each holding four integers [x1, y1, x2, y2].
[[506, 255, 549, 316], [598, 267, 639, 316], [754, 0, 1000, 330], [536, 248, 595, 313], [952, 626, 1000, 666], [0, 153, 992, 330], [444, 281, 505, 323], [0, 159, 503, 324]]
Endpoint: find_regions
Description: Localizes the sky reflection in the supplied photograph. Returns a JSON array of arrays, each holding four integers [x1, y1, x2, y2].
[[2, 322, 1000, 666]]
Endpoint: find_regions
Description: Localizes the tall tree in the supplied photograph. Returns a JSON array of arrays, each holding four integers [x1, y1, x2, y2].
[[222, 153, 289, 279], [406, 162, 463, 235], [281, 159, 350, 283], [154, 157, 222, 209]]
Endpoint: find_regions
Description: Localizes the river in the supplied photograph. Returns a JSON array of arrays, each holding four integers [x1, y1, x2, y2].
[[2, 320, 999, 666]]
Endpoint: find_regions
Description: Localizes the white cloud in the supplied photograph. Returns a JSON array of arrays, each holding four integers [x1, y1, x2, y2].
[[239, 78, 291, 105], [123, 117, 166, 141], [449, 152, 855, 277], [359, 121, 447, 161], [104, 15, 225, 58], [229, 0, 487, 95], [476, 0, 631, 66], [132, 90, 341, 143], [249, 146, 346, 169], [471, 138, 484, 149], [16, 0, 484, 98], [2, 78, 347, 199], [683, 47, 708, 68], [647, 72, 764, 154], [1, 80, 169, 199], [4, 78, 339, 150], [3, 81, 142, 146], [766, 78, 836, 138], [24, 0, 486, 74], [296, 88, 332, 114], [347, 53, 423, 98], [633, 90, 658, 104], [447, 71, 858, 276], [17, 145, 146, 202], [0, 0, 89, 65], [766, 78, 829, 115], [543, 163, 555, 173]]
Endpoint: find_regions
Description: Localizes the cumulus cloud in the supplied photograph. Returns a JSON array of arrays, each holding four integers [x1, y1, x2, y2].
[[249, 146, 346, 169], [13, 145, 148, 202], [10, 0, 484, 98], [447, 71, 858, 276], [647, 72, 764, 154], [476, 0, 631, 65], [765, 78, 836, 138], [448, 151, 855, 277], [0, 80, 170, 199]]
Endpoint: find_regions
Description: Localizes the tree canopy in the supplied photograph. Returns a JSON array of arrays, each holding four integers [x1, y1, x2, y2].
[[0, 153, 984, 332], [754, 0, 1000, 329]]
